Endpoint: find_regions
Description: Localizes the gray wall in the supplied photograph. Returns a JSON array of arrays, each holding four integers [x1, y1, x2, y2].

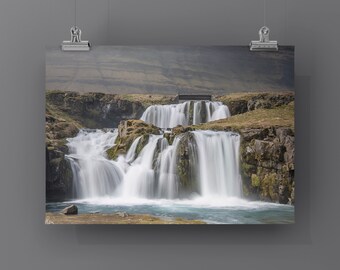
[[0, 0, 338, 269]]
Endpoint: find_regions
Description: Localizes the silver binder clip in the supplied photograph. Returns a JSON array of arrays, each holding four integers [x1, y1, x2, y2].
[[61, 26, 91, 51], [250, 26, 278, 51]]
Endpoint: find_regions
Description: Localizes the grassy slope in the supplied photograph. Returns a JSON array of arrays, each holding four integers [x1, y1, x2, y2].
[[191, 101, 294, 131]]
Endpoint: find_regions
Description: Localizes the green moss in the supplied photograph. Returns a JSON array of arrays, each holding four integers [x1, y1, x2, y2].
[[135, 135, 149, 157], [260, 172, 278, 201], [106, 145, 118, 160], [242, 184, 250, 197], [241, 162, 256, 175], [251, 174, 260, 187], [106, 120, 161, 160]]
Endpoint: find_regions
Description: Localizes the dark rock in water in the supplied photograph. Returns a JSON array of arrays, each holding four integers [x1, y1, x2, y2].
[[116, 212, 128, 218], [61, 205, 78, 215]]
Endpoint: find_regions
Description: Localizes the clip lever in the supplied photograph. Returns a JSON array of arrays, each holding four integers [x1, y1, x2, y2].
[[61, 26, 91, 51], [250, 26, 278, 51]]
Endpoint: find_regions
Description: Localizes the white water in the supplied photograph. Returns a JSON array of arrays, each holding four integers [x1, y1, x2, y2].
[[67, 129, 242, 201], [191, 131, 242, 198], [119, 134, 162, 198], [140, 101, 230, 128], [65, 129, 124, 198], [66, 101, 242, 202]]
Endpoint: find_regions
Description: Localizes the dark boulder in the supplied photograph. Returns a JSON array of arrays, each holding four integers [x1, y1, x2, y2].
[[61, 205, 78, 215]]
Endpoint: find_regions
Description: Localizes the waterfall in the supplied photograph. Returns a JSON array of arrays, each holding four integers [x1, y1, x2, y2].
[[119, 135, 162, 198], [65, 129, 124, 199], [114, 130, 242, 199], [191, 131, 242, 198], [140, 101, 230, 128], [125, 136, 142, 163], [66, 100, 242, 201], [155, 137, 182, 199]]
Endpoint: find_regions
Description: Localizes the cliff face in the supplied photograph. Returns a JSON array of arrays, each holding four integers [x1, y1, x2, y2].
[[46, 91, 145, 129], [239, 127, 294, 204], [45, 105, 80, 201], [216, 92, 294, 116]]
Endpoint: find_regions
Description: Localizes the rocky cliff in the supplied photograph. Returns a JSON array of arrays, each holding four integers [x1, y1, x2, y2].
[[45, 90, 148, 201], [45, 104, 81, 201], [170, 101, 295, 204], [46, 91, 146, 129], [215, 91, 294, 116]]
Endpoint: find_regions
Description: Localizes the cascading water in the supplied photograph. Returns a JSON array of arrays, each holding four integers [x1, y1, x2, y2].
[[66, 101, 241, 201], [140, 101, 230, 128], [119, 134, 162, 198], [66, 129, 123, 198], [191, 131, 242, 198]]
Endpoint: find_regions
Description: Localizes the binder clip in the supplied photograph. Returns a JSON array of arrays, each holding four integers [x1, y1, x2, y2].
[[61, 26, 91, 51], [250, 26, 278, 51]]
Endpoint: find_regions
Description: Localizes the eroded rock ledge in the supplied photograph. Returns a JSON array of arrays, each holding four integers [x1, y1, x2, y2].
[[46, 90, 145, 129]]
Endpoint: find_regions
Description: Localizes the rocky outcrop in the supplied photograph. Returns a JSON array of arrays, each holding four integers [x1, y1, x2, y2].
[[46, 145, 73, 201], [240, 127, 294, 204], [45, 105, 81, 201], [175, 133, 199, 197], [106, 119, 161, 160], [61, 205, 78, 215], [46, 90, 145, 129], [216, 92, 294, 116]]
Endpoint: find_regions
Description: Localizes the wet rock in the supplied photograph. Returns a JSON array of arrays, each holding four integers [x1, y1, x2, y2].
[[46, 147, 74, 201], [175, 133, 199, 196], [61, 205, 78, 215], [116, 212, 128, 218], [106, 119, 161, 160]]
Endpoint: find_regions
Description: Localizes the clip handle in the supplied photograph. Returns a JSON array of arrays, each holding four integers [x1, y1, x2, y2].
[[250, 26, 278, 51]]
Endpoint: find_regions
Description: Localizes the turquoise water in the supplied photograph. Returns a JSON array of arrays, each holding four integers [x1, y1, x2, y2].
[[46, 197, 294, 224]]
